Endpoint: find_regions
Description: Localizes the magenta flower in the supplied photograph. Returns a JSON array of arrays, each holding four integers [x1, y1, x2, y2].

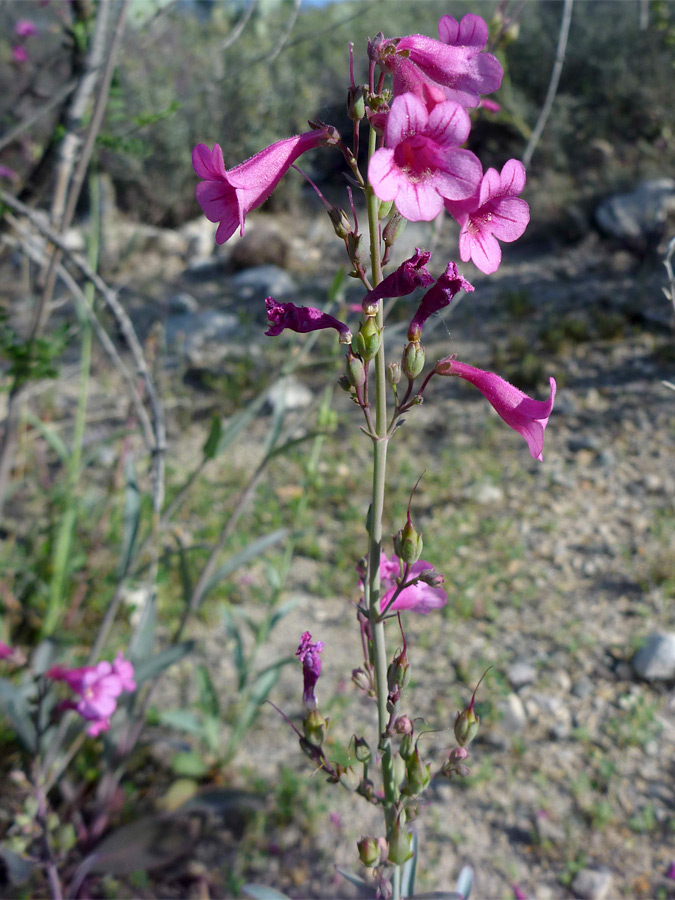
[[381, 15, 502, 110], [15, 19, 38, 37], [265, 298, 352, 343], [445, 159, 530, 274], [363, 249, 435, 306], [47, 656, 136, 737], [666, 861, 675, 880], [193, 125, 337, 244], [296, 632, 324, 710], [408, 261, 474, 341], [368, 93, 482, 222], [0, 164, 18, 182], [12, 46, 28, 64], [435, 358, 556, 460], [380, 553, 447, 614]]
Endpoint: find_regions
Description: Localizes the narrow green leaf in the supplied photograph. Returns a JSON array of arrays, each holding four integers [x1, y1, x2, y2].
[[196, 664, 219, 717], [334, 866, 371, 890], [456, 864, 474, 899], [23, 410, 70, 462], [401, 826, 418, 896], [268, 598, 300, 632], [201, 528, 288, 600], [133, 641, 195, 686], [221, 605, 246, 690], [128, 592, 156, 664], [157, 709, 206, 737], [201, 415, 223, 461], [0, 679, 37, 752], [117, 456, 141, 578]]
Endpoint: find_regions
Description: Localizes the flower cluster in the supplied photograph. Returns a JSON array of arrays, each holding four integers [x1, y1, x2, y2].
[[47, 654, 136, 737]]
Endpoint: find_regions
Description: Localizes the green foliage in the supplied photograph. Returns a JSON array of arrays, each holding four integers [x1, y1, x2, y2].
[[0, 321, 68, 388]]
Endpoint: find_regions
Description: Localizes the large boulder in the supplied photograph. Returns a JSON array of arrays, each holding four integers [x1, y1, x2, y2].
[[595, 178, 675, 253]]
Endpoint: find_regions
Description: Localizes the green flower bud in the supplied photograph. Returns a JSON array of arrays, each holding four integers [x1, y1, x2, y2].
[[383, 211, 407, 248], [454, 705, 480, 748], [346, 349, 366, 388], [386, 818, 414, 865], [402, 341, 425, 380], [348, 84, 367, 122], [393, 517, 423, 565], [328, 207, 353, 239], [354, 736, 371, 764], [378, 199, 394, 220], [357, 835, 381, 868], [347, 231, 364, 265], [354, 317, 382, 362], [387, 643, 410, 692], [303, 708, 328, 747], [352, 667, 371, 692], [387, 361, 401, 385], [403, 747, 431, 795], [399, 732, 414, 761]]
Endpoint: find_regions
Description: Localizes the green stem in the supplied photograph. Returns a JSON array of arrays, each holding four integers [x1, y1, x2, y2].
[[42, 173, 100, 636], [365, 125, 400, 897]]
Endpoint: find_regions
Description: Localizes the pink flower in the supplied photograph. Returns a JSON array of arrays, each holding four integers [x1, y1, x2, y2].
[[0, 642, 14, 660], [0, 165, 18, 182], [380, 15, 502, 110], [435, 358, 556, 460], [265, 298, 352, 342], [12, 46, 28, 64], [363, 249, 435, 306], [380, 553, 447, 614], [296, 632, 324, 710], [368, 93, 482, 222], [193, 125, 338, 244], [47, 656, 136, 737], [408, 261, 473, 341], [15, 19, 38, 37], [445, 159, 530, 274]]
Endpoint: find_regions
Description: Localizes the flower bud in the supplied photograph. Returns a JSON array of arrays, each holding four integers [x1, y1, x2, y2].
[[399, 732, 414, 761], [418, 567, 444, 587], [383, 211, 407, 249], [354, 317, 382, 362], [402, 341, 425, 380], [352, 667, 371, 692], [348, 84, 367, 122], [394, 715, 413, 735], [338, 375, 353, 393], [454, 705, 479, 748], [387, 361, 401, 386], [346, 349, 366, 388], [387, 643, 410, 693], [357, 778, 375, 802], [402, 747, 431, 795], [357, 835, 381, 867], [354, 736, 371, 764], [328, 207, 353, 239], [347, 231, 364, 265], [378, 199, 394, 220], [303, 708, 328, 747], [386, 818, 413, 865], [393, 517, 423, 566]]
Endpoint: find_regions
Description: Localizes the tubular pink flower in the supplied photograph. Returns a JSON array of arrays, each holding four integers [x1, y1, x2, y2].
[[445, 159, 530, 274], [408, 261, 473, 341], [265, 298, 352, 343], [47, 656, 136, 736], [0, 642, 13, 659], [383, 15, 503, 110], [296, 632, 324, 710], [380, 553, 447, 614], [435, 358, 556, 460], [12, 46, 28, 64], [193, 126, 337, 244], [15, 19, 38, 37], [363, 249, 435, 306], [368, 93, 482, 222]]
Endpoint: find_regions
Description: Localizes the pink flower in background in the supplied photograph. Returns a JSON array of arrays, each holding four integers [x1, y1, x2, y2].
[[193, 125, 338, 244], [380, 553, 447, 614], [408, 261, 474, 341], [0, 164, 18, 181], [14, 19, 38, 37], [47, 656, 136, 737], [265, 298, 352, 342], [435, 358, 556, 460], [296, 632, 324, 710], [12, 46, 28, 64], [368, 93, 482, 222], [0, 642, 13, 659], [445, 159, 530, 274]]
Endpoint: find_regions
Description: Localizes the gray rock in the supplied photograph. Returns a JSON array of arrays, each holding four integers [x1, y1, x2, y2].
[[571, 867, 613, 900], [266, 376, 313, 414], [463, 481, 504, 504], [632, 632, 675, 680], [167, 292, 199, 314], [595, 178, 675, 251], [496, 693, 527, 733], [165, 310, 239, 367], [507, 661, 537, 689], [230, 265, 297, 301]]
